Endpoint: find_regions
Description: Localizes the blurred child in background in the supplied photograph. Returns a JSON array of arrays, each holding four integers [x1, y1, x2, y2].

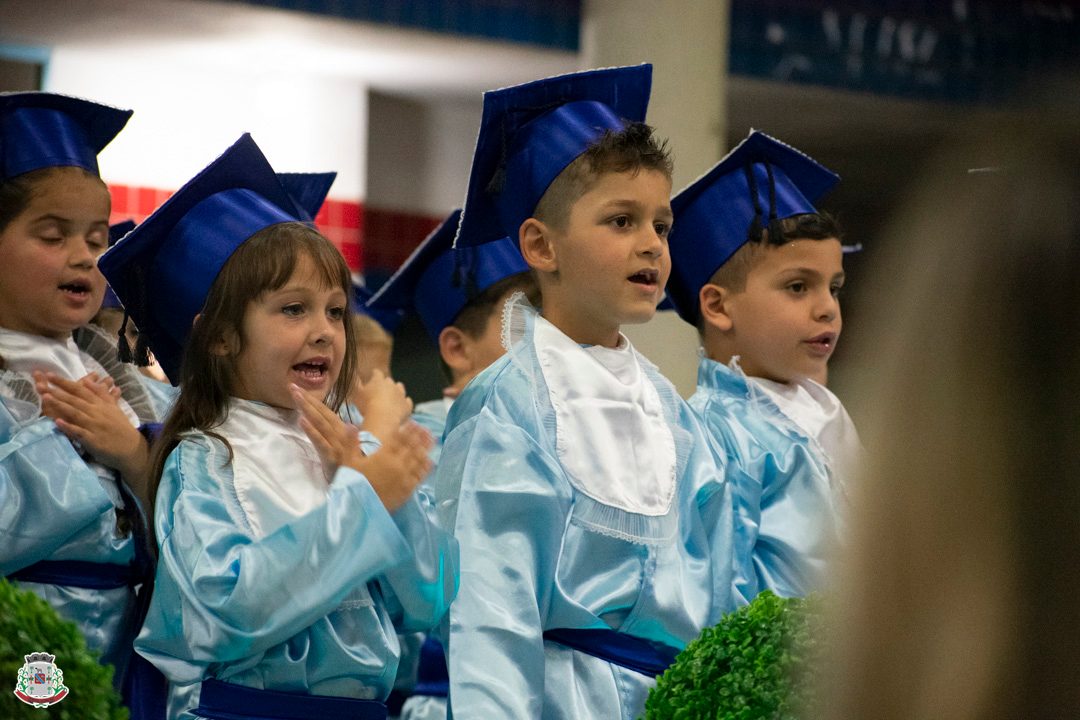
[[364, 208, 538, 720]]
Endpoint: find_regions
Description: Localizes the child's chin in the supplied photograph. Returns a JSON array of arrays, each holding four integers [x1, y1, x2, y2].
[[622, 308, 658, 325]]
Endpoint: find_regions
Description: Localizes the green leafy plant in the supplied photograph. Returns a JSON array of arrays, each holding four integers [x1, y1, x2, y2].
[[644, 591, 823, 720], [0, 578, 128, 719]]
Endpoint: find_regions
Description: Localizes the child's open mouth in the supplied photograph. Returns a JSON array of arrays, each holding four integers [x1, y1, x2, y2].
[[291, 358, 330, 388], [627, 269, 659, 288], [803, 333, 837, 356], [58, 280, 92, 301]]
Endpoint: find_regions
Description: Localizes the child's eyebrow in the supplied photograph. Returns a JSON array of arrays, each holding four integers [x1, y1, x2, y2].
[[777, 267, 846, 282], [31, 214, 109, 228], [599, 198, 674, 219], [31, 214, 71, 224]]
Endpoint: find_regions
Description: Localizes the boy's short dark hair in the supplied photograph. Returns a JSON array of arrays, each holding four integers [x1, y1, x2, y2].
[[454, 271, 539, 339], [710, 212, 843, 293], [533, 121, 673, 231], [697, 212, 843, 334], [437, 271, 540, 381]]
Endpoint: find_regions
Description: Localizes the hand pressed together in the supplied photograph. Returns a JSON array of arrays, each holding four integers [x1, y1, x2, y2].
[[354, 369, 413, 443], [292, 384, 432, 511], [33, 371, 150, 503]]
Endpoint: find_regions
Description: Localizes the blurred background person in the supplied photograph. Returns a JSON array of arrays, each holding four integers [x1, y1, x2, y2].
[[819, 76, 1080, 720]]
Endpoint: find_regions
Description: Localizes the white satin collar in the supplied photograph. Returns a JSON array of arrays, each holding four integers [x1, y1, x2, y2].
[[219, 398, 332, 539], [582, 334, 637, 384], [0, 327, 92, 380], [534, 315, 676, 516], [749, 375, 862, 482], [0, 326, 138, 426]]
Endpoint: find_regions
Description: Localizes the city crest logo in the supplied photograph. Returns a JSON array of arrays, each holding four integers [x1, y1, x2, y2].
[[13, 652, 69, 708]]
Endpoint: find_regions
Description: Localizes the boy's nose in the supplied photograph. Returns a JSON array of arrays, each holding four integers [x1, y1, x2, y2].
[[816, 293, 840, 322], [639, 229, 664, 256]]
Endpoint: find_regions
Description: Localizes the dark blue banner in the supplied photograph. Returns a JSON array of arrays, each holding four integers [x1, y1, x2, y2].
[[730, 1, 1079, 103], [222, 0, 580, 50]]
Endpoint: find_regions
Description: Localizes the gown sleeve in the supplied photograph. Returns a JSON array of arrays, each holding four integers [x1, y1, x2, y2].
[[137, 435, 416, 676], [0, 400, 117, 573], [375, 488, 459, 634]]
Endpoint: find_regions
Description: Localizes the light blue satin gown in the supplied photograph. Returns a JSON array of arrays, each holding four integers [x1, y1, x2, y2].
[[689, 356, 842, 602], [397, 396, 453, 720], [0, 324, 160, 682], [135, 398, 458, 720], [434, 298, 737, 720]]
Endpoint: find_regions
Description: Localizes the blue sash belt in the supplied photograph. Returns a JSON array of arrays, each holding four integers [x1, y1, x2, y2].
[[543, 628, 681, 678], [195, 679, 387, 720], [412, 636, 449, 698], [8, 559, 138, 589]]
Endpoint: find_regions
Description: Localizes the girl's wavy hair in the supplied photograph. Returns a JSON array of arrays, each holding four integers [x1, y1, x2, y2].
[[147, 222, 357, 527]]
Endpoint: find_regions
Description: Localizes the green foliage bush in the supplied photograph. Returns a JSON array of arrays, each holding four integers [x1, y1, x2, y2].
[[644, 591, 823, 720], [0, 578, 127, 719]]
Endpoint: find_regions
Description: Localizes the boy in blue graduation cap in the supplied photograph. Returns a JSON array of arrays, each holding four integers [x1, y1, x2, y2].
[[366, 208, 536, 464], [0, 92, 171, 706], [364, 208, 536, 720], [666, 129, 861, 600], [99, 134, 456, 720], [430, 65, 736, 719]]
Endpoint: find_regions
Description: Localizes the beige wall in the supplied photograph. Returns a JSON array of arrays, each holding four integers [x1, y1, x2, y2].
[[581, 0, 731, 397]]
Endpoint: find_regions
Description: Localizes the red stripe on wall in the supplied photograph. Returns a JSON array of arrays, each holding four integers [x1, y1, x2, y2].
[[107, 184, 369, 273], [362, 206, 443, 273]]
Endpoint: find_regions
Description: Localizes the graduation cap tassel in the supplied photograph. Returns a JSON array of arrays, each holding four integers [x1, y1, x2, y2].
[[451, 247, 480, 300], [743, 164, 765, 243], [764, 160, 785, 246], [133, 331, 151, 367], [116, 310, 134, 363]]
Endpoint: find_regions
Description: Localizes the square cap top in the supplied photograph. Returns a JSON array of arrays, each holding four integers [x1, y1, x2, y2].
[[0, 92, 132, 181], [455, 64, 651, 249], [665, 130, 840, 325], [98, 134, 310, 383]]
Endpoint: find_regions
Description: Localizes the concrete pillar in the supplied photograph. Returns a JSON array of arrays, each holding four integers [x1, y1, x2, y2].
[[581, 0, 731, 396]]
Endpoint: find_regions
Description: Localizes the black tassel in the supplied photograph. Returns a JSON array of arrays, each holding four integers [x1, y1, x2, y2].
[[133, 331, 151, 367], [117, 310, 133, 363], [748, 216, 764, 244], [764, 160, 784, 245], [451, 247, 480, 300], [743, 164, 766, 243]]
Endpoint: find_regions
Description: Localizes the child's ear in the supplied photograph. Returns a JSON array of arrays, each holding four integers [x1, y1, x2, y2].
[[519, 218, 558, 273], [699, 283, 734, 332], [438, 326, 473, 377], [203, 317, 239, 357]]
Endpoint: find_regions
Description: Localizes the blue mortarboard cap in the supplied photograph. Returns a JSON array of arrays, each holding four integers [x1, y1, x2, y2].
[[367, 209, 529, 342], [100, 220, 136, 310], [665, 130, 840, 325], [351, 282, 405, 335], [277, 171, 336, 222], [0, 92, 132, 181], [98, 134, 308, 384], [455, 64, 652, 249]]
